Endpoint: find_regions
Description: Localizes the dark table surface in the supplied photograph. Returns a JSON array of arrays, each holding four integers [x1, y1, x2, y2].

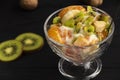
[[0, 0, 120, 80]]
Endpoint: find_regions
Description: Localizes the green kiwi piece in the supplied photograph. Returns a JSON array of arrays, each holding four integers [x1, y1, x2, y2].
[[0, 40, 22, 62], [53, 16, 61, 24], [87, 6, 93, 13], [84, 16, 94, 25], [100, 14, 110, 29], [64, 19, 75, 28], [75, 11, 85, 22], [16, 33, 44, 52], [84, 25, 95, 34], [74, 22, 82, 33]]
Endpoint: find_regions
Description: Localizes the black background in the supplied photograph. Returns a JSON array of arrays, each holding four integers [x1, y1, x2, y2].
[[0, 0, 120, 80]]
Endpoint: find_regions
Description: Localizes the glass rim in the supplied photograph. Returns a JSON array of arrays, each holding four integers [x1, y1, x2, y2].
[[44, 5, 115, 48]]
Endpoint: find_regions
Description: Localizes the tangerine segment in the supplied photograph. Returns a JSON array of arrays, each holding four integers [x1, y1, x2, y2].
[[48, 25, 64, 44]]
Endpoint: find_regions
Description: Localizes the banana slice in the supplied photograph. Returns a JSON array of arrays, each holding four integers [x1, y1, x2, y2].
[[58, 5, 85, 24], [61, 10, 80, 24]]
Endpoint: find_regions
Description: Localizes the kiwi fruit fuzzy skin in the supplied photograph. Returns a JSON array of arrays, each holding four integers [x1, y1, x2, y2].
[[20, 0, 38, 10]]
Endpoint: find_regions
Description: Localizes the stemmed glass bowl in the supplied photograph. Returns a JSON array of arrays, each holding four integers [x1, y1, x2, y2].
[[44, 5, 115, 80]]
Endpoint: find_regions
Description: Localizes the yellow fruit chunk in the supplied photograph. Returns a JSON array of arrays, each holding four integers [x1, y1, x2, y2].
[[97, 30, 108, 41], [48, 25, 64, 44], [73, 36, 89, 47], [94, 21, 106, 32]]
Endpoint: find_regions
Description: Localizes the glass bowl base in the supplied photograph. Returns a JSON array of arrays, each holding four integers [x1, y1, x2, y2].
[[58, 58, 102, 80]]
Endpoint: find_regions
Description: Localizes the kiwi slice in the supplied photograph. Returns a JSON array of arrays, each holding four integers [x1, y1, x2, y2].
[[0, 40, 22, 62], [16, 33, 44, 52]]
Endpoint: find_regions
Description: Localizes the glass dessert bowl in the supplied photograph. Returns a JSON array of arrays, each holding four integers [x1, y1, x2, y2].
[[44, 5, 115, 80]]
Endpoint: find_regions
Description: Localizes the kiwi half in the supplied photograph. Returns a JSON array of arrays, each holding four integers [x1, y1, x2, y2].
[[16, 33, 44, 52], [0, 40, 22, 62]]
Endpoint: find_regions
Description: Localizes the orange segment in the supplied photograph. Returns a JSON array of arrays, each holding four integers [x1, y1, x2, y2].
[[48, 25, 64, 44]]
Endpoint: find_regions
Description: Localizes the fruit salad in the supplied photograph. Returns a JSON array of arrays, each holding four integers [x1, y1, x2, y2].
[[47, 5, 111, 63]]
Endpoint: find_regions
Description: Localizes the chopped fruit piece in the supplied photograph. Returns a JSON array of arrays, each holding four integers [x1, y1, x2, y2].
[[100, 14, 110, 22], [53, 16, 61, 24], [75, 11, 85, 23], [97, 29, 108, 41], [58, 5, 85, 18], [64, 19, 75, 28], [87, 6, 93, 13], [86, 34, 99, 45], [61, 10, 81, 24], [84, 16, 94, 25], [94, 21, 106, 32], [58, 5, 86, 24], [100, 15, 111, 29], [74, 22, 82, 33], [73, 36, 89, 47], [59, 26, 73, 44], [84, 25, 95, 34], [48, 25, 64, 44]]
